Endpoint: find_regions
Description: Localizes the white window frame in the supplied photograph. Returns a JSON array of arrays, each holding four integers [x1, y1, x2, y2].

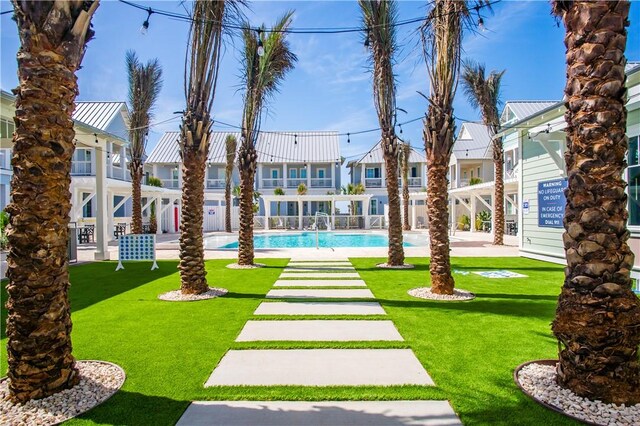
[[271, 168, 279, 179], [370, 199, 378, 215], [289, 168, 297, 179], [317, 168, 326, 179]]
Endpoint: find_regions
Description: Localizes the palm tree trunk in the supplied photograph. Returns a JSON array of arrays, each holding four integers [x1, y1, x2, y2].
[[384, 140, 404, 266], [551, 0, 640, 405], [225, 178, 232, 233], [130, 162, 143, 234], [402, 176, 411, 231], [238, 166, 255, 265], [5, 41, 80, 402], [492, 143, 504, 245], [178, 149, 208, 294], [426, 160, 454, 294]]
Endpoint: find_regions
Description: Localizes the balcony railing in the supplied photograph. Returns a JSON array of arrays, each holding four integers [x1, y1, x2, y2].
[[262, 178, 283, 188], [286, 178, 306, 188], [207, 179, 225, 189], [310, 178, 332, 188], [505, 168, 517, 180], [71, 161, 93, 176], [408, 177, 422, 187], [109, 166, 130, 182], [365, 178, 382, 188], [161, 179, 180, 189]]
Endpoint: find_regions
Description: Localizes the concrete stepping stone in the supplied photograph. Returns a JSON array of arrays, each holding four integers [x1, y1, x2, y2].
[[205, 349, 434, 386], [280, 272, 360, 279], [266, 289, 374, 299], [236, 320, 403, 342], [283, 266, 356, 272], [254, 301, 386, 316], [274, 279, 366, 287], [178, 400, 461, 426], [290, 258, 350, 262], [287, 262, 353, 267]]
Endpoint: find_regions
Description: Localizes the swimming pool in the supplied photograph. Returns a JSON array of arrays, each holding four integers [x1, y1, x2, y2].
[[208, 232, 424, 249]]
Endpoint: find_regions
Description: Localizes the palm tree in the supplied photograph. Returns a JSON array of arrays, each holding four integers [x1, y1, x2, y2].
[[400, 142, 411, 230], [224, 134, 237, 233], [6, 0, 99, 402], [461, 61, 505, 245], [551, 0, 640, 405], [421, 0, 482, 294], [342, 183, 366, 224], [274, 187, 285, 216], [179, 0, 242, 293], [360, 0, 404, 266], [237, 13, 297, 266], [126, 50, 163, 235]]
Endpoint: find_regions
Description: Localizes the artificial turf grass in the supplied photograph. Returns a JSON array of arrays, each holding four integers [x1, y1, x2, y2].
[[351, 256, 579, 426], [0, 256, 581, 425]]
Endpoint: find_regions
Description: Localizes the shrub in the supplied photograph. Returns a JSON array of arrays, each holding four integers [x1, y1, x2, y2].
[[147, 176, 163, 187]]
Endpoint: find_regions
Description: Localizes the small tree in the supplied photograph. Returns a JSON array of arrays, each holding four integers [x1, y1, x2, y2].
[[274, 187, 285, 216], [400, 143, 411, 230], [224, 134, 237, 232], [297, 183, 307, 195]]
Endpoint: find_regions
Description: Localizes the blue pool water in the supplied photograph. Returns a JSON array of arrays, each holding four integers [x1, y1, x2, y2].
[[218, 232, 416, 249]]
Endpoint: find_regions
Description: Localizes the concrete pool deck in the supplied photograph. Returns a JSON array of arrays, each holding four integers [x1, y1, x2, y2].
[[76, 230, 519, 263]]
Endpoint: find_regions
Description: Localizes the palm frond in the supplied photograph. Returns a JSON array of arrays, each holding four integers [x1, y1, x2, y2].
[[461, 59, 505, 136]]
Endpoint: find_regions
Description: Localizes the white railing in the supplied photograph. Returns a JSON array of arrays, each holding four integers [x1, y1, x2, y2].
[[286, 178, 306, 188], [408, 177, 422, 187], [310, 178, 332, 188], [365, 178, 382, 188], [269, 215, 300, 230], [207, 179, 225, 189], [253, 216, 265, 229], [368, 215, 385, 229], [161, 179, 180, 189], [505, 168, 517, 180], [262, 178, 283, 188], [334, 215, 365, 229], [71, 161, 92, 176], [109, 166, 130, 182], [458, 179, 470, 188]]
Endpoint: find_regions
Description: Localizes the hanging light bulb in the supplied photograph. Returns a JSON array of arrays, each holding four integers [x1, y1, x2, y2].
[[140, 8, 152, 35], [347, 133, 351, 144], [294, 134, 298, 145], [257, 29, 265, 57], [477, 17, 485, 32], [363, 28, 370, 52], [399, 124, 403, 135]]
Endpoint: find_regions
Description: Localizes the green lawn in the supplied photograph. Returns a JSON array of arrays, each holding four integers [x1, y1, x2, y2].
[[0, 257, 579, 425]]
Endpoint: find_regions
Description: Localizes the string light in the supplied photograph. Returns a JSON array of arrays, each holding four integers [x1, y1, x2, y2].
[[140, 8, 152, 35], [294, 134, 298, 145], [347, 133, 351, 143], [364, 28, 370, 49], [256, 29, 265, 57]]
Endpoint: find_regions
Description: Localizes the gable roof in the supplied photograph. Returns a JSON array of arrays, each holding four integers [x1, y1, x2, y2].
[[349, 140, 426, 166], [73, 102, 129, 131], [500, 101, 558, 126], [147, 131, 341, 164], [452, 122, 492, 160]]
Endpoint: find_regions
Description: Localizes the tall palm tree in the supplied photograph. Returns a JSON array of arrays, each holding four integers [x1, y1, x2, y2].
[[421, 0, 481, 294], [461, 61, 505, 245], [6, 0, 99, 402], [360, 0, 404, 266], [400, 142, 411, 230], [179, 0, 242, 293], [224, 134, 237, 233], [126, 50, 163, 235], [237, 13, 297, 266], [551, 0, 640, 405]]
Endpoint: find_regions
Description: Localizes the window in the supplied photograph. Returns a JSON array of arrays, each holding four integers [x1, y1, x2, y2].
[[300, 167, 307, 179], [271, 168, 279, 179], [172, 168, 179, 180], [289, 168, 297, 179], [470, 170, 474, 178], [477, 167, 481, 177], [318, 168, 326, 179], [370, 199, 378, 215], [628, 136, 640, 226], [463, 171, 468, 178], [0, 119, 15, 139], [411, 166, 418, 178], [366, 167, 380, 179]]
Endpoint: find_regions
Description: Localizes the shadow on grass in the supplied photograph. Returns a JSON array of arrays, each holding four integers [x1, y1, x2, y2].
[[78, 389, 189, 426], [2, 261, 178, 339]]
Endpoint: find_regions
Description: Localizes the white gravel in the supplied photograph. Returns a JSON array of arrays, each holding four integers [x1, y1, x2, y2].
[[408, 287, 476, 301], [376, 263, 415, 269], [226, 263, 266, 269], [517, 362, 640, 426], [0, 360, 125, 426], [158, 287, 228, 301]]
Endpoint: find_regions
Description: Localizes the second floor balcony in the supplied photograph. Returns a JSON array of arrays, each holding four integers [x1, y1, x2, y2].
[[207, 179, 225, 189], [161, 179, 180, 189], [72, 161, 92, 176]]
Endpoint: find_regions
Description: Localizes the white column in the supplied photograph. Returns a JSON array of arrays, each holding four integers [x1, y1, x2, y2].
[[70, 187, 78, 223], [264, 200, 271, 230], [94, 147, 110, 260], [105, 143, 112, 179], [107, 191, 114, 242], [306, 163, 311, 189], [470, 196, 476, 232], [455, 163, 461, 188], [411, 200, 417, 229], [422, 164, 427, 189], [175, 199, 181, 233], [361, 163, 366, 188], [152, 164, 157, 179], [451, 197, 457, 232], [257, 164, 262, 190], [120, 144, 126, 180], [330, 196, 335, 229], [282, 164, 287, 189], [177, 164, 182, 189], [381, 162, 386, 187], [331, 163, 335, 190], [298, 199, 303, 230], [155, 197, 162, 234], [364, 198, 370, 229]]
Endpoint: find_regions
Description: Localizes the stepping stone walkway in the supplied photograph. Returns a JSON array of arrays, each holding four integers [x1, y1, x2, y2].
[[180, 258, 462, 425]]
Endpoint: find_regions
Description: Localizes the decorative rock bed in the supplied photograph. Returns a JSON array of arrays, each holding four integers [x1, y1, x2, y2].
[[376, 263, 415, 269], [408, 287, 476, 301], [515, 360, 640, 426], [0, 360, 125, 426], [158, 287, 228, 301], [226, 263, 266, 269]]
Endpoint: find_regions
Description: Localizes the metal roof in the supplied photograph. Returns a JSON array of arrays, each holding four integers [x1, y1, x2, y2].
[[452, 123, 492, 160], [500, 101, 558, 125], [147, 131, 340, 164], [73, 102, 128, 131], [350, 140, 426, 165]]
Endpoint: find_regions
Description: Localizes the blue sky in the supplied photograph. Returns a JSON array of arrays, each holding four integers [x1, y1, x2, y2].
[[1, 0, 639, 183]]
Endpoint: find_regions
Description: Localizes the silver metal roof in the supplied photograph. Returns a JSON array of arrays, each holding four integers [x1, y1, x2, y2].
[[73, 102, 128, 131], [500, 101, 558, 125], [452, 123, 492, 160], [147, 131, 340, 164], [351, 140, 426, 165]]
